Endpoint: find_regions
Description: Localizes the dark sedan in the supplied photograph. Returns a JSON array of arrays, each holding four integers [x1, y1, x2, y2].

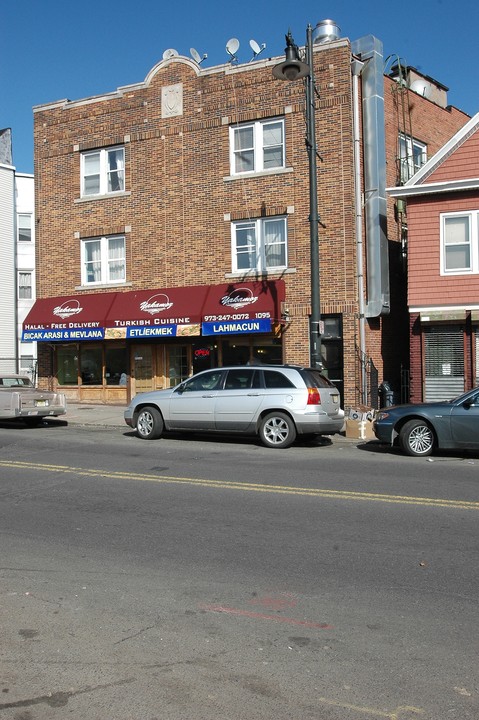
[[373, 387, 479, 456]]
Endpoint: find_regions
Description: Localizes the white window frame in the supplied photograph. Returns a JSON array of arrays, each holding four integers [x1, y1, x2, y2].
[[398, 133, 427, 182], [440, 211, 479, 275], [18, 271, 33, 299], [229, 118, 285, 175], [81, 235, 126, 286], [231, 216, 287, 273], [17, 213, 32, 242], [80, 146, 125, 197]]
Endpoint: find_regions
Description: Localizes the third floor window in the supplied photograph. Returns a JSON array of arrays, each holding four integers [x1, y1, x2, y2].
[[398, 134, 427, 183], [230, 119, 285, 175], [81, 147, 125, 197]]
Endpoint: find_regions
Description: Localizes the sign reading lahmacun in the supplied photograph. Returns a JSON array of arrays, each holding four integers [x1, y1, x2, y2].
[[22, 281, 285, 342], [202, 319, 272, 335]]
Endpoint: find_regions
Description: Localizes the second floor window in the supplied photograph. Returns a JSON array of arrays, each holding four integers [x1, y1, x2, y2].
[[81, 147, 125, 197], [398, 134, 427, 183], [441, 212, 479, 275], [232, 217, 287, 272], [18, 214, 32, 242], [18, 271, 33, 299], [230, 119, 284, 175], [81, 235, 126, 286]]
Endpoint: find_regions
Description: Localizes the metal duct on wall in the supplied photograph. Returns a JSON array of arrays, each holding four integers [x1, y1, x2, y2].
[[351, 35, 390, 317]]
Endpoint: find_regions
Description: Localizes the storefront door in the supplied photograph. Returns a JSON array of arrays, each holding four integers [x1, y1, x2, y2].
[[131, 346, 155, 394]]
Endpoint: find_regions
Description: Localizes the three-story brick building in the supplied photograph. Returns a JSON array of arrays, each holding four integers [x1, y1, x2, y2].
[[24, 21, 469, 407]]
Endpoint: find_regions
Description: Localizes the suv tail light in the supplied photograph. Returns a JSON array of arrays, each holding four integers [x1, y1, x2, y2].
[[307, 387, 320, 405]]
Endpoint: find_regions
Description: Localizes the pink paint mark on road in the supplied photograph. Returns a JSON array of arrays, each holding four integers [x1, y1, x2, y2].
[[199, 604, 332, 629], [248, 594, 298, 610]]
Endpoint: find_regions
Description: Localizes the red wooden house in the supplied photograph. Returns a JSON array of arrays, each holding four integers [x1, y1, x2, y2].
[[389, 112, 479, 401]]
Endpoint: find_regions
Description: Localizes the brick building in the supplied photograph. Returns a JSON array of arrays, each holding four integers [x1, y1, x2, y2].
[[24, 22, 469, 407], [388, 112, 479, 402]]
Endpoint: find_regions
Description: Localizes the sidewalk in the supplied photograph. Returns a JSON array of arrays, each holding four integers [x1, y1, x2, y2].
[[64, 403, 126, 427], [63, 403, 364, 443]]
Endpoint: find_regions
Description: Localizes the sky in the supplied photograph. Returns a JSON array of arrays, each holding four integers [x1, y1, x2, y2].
[[1, 0, 477, 174]]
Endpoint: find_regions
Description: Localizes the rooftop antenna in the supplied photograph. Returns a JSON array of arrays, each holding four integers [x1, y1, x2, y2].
[[190, 47, 208, 64], [226, 38, 240, 64], [162, 48, 179, 60], [249, 39, 266, 61]]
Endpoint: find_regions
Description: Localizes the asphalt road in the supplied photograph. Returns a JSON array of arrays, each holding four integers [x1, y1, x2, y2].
[[0, 421, 478, 719]]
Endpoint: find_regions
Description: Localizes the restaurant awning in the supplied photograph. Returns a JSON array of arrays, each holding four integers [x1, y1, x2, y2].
[[103, 285, 210, 339], [22, 292, 117, 342], [201, 280, 285, 336], [23, 281, 285, 342]]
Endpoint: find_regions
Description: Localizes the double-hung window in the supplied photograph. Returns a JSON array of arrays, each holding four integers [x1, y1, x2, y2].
[[230, 119, 284, 175], [81, 147, 125, 197], [17, 214, 32, 242], [232, 217, 287, 272], [441, 211, 479, 275], [18, 272, 33, 299], [81, 235, 126, 286], [398, 134, 427, 182]]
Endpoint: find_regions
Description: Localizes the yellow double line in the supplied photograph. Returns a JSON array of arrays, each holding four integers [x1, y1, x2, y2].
[[1, 460, 479, 511]]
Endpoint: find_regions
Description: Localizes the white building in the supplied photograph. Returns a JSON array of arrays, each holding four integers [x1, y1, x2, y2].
[[15, 172, 36, 376], [0, 128, 36, 376]]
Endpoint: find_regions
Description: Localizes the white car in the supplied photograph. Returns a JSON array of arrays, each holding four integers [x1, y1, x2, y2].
[[0, 375, 67, 426], [125, 365, 344, 449]]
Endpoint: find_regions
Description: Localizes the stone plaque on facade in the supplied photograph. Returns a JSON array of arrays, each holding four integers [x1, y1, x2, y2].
[[161, 84, 183, 118]]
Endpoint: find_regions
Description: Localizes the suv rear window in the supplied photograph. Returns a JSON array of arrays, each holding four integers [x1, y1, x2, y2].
[[302, 369, 336, 388]]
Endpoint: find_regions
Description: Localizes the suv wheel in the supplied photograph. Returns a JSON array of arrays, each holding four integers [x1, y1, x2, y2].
[[136, 406, 164, 440], [259, 412, 296, 449]]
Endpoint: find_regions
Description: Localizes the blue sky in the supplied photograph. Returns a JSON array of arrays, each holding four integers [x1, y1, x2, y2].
[[1, 0, 477, 174]]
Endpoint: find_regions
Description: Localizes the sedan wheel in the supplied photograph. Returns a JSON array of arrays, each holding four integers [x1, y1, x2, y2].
[[399, 419, 435, 457], [259, 412, 296, 449], [136, 406, 164, 440]]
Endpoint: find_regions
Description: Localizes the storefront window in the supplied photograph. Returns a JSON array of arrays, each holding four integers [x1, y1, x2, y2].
[[251, 337, 282, 365], [222, 339, 250, 366], [222, 337, 282, 366], [192, 342, 218, 374], [168, 346, 189, 386], [105, 346, 128, 385], [81, 347, 102, 385], [57, 345, 79, 385]]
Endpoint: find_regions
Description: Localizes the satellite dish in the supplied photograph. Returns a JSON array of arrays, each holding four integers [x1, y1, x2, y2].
[[190, 47, 201, 63], [249, 39, 266, 61], [226, 37, 240, 62], [410, 79, 432, 99], [162, 48, 179, 60], [190, 47, 207, 64]]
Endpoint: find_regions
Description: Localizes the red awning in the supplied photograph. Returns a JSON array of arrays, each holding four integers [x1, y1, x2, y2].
[[23, 281, 285, 340], [105, 286, 210, 327], [22, 292, 117, 330], [201, 280, 285, 321]]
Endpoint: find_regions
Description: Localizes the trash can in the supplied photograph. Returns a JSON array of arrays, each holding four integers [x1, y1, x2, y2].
[[378, 381, 394, 408]]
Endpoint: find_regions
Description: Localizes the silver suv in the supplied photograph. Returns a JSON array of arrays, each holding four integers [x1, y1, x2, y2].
[[124, 365, 344, 449]]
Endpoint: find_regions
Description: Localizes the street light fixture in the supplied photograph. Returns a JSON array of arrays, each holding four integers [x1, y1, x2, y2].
[[273, 26, 323, 369]]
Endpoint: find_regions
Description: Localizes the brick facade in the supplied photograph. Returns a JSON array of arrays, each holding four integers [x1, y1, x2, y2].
[[32, 37, 469, 408]]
